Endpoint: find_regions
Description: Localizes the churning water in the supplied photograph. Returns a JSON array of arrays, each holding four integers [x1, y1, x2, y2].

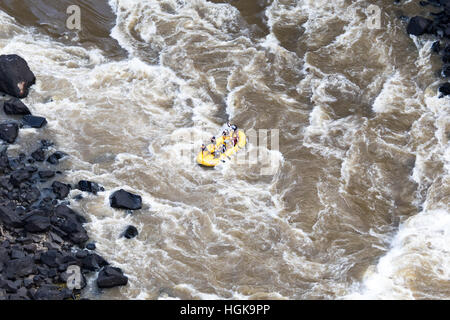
[[0, 0, 448, 299]]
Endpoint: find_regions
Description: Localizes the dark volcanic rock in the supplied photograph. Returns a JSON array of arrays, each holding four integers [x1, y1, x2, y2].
[[85, 243, 96, 250], [432, 41, 441, 53], [23, 213, 51, 233], [3, 98, 31, 115], [442, 64, 450, 77], [0, 54, 36, 98], [40, 249, 61, 268], [96, 266, 128, 289], [0, 147, 10, 173], [52, 181, 70, 200], [1, 279, 20, 293], [20, 186, 41, 204], [77, 180, 104, 195], [407, 16, 433, 36], [31, 148, 46, 162], [38, 170, 55, 179], [110, 189, 142, 210], [4, 256, 36, 279], [81, 253, 109, 272], [23, 115, 47, 129], [0, 122, 19, 144], [439, 82, 450, 96], [10, 168, 32, 187], [0, 203, 23, 228], [52, 204, 88, 245], [10, 249, 25, 260], [47, 151, 67, 165], [123, 225, 138, 239], [0, 247, 8, 264], [33, 284, 66, 300]]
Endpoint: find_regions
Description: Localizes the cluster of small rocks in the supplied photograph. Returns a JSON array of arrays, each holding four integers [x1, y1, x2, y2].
[[0, 54, 142, 300]]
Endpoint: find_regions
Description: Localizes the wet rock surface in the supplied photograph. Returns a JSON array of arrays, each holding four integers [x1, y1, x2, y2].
[[110, 189, 142, 210], [0, 54, 35, 99], [123, 225, 138, 239]]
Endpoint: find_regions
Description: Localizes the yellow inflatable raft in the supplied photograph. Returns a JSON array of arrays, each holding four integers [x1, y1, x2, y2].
[[197, 130, 247, 167]]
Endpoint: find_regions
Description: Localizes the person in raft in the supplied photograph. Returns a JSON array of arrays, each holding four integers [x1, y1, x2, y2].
[[201, 144, 207, 157], [227, 121, 238, 132], [222, 130, 230, 144], [210, 136, 217, 157], [232, 132, 238, 147], [227, 122, 239, 146]]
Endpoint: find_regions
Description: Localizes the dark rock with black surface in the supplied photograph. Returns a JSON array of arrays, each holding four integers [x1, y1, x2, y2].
[[81, 253, 108, 272], [23, 213, 51, 233], [51, 181, 70, 200], [96, 266, 128, 289], [3, 98, 31, 115], [0, 54, 36, 98], [407, 16, 433, 35], [77, 180, 105, 195], [31, 148, 46, 162], [110, 189, 142, 210], [123, 226, 138, 239], [0, 122, 19, 144], [439, 82, 450, 95], [46, 151, 67, 165], [23, 115, 47, 129]]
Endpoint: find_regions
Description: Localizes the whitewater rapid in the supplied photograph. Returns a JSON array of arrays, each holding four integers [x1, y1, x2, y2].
[[0, 0, 448, 300]]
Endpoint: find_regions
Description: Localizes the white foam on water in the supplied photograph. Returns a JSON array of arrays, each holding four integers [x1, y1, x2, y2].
[[346, 208, 450, 300]]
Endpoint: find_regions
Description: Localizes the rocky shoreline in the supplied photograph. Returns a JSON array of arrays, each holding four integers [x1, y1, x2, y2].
[[404, 0, 450, 96], [0, 54, 139, 300]]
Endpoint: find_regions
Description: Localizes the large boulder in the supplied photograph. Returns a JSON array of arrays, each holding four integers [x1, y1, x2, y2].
[[20, 186, 41, 204], [52, 181, 71, 200], [110, 189, 142, 210], [0, 122, 19, 144], [22, 115, 47, 129], [81, 253, 109, 272], [439, 82, 450, 96], [407, 16, 433, 36], [3, 98, 31, 115], [39, 250, 61, 268], [10, 168, 33, 187], [0, 55, 36, 98], [0, 203, 23, 228], [77, 180, 104, 195], [51, 204, 88, 245], [4, 256, 36, 279], [96, 266, 128, 289], [38, 170, 55, 179], [23, 213, 51, 233]]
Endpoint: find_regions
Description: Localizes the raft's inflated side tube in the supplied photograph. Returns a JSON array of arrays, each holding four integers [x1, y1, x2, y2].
[[197, 130, 246, 167]]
